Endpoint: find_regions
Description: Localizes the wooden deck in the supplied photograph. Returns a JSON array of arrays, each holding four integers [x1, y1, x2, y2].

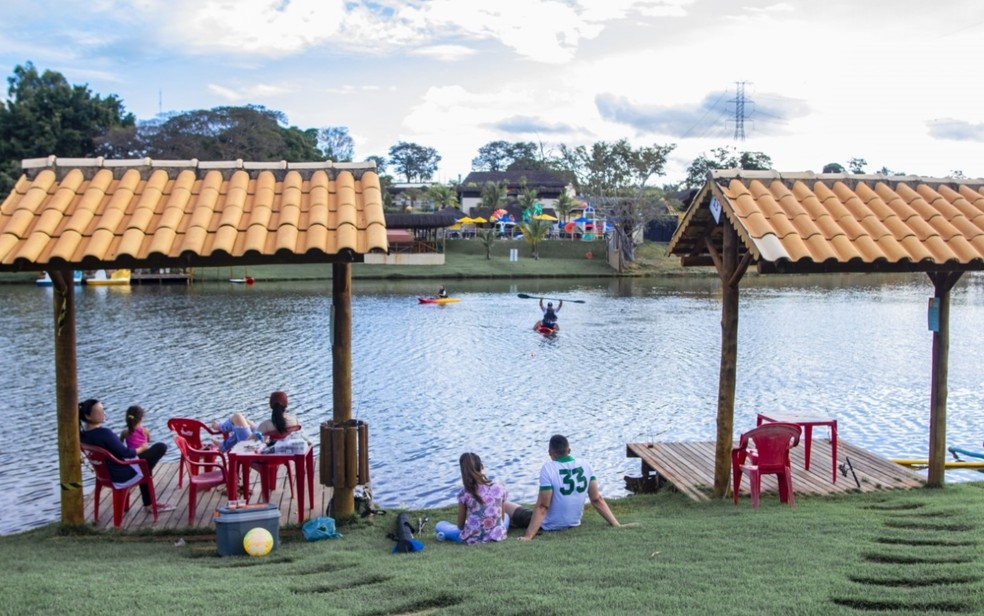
[[626, 439, 924, 502], [83, 459, 334, 531]]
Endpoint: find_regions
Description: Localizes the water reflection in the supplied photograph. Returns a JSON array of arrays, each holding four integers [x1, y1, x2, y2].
[[2, 272, 984, 535]]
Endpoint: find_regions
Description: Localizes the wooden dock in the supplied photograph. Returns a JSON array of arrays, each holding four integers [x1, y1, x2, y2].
[[626, 439, 924, 502], [83, 460, 334, 531]]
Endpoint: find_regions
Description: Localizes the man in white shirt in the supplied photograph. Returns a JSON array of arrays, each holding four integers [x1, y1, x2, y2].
[[509, 434, 621, 541]]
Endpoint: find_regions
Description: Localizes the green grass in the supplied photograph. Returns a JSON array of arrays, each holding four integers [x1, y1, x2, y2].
[[3, 484, 983, 615]]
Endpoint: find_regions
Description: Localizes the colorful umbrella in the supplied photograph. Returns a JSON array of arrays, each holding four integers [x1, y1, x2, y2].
[[534, 214, 558, 221]]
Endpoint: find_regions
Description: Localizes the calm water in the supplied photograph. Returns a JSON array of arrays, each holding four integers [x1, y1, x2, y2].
[[3, 273, 984, 535]]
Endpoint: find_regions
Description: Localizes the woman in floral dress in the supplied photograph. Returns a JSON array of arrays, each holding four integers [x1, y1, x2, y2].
[[456, 452, 509, 544]]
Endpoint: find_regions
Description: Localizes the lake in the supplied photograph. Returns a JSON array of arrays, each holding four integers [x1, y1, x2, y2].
[[3, 272, 984, 535]]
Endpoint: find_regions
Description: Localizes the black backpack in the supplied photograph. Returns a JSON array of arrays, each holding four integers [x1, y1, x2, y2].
[[388, 512, 419, 553]]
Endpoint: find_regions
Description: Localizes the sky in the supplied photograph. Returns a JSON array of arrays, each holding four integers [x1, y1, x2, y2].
[[1, 0, 983, 185]]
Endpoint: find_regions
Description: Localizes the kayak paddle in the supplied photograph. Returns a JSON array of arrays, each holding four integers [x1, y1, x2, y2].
[[517, 293, 586, 304]]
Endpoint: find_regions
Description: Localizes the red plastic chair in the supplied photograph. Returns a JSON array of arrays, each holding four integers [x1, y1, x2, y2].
[[81, 444, 159, 528], [173, 435, 228, 525], [167, 417, 223, 487], [732, 422, 801, 508]]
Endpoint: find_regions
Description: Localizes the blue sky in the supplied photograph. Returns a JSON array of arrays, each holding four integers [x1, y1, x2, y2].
[[2, 0, 983, 184]]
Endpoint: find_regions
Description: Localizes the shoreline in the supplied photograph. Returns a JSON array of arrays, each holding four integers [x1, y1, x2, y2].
[[0, 241, 715, 285]]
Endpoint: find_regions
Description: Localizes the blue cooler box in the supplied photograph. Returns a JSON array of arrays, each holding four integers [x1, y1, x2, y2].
[[214, 504, 280, 556]]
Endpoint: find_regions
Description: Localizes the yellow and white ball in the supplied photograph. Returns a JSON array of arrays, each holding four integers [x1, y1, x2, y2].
[[243, 527, 274, 557]]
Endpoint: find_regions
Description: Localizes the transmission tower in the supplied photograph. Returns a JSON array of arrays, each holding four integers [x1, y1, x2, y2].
[[732, 81, 747, 141]]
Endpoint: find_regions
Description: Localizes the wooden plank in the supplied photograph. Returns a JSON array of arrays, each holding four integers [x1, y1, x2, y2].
[[82, 457, 332, 532], [628, 440, 924, 503]]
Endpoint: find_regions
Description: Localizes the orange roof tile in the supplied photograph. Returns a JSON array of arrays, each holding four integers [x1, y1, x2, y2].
[[668, 171, 984, 274], [0, 157, 388, 271]]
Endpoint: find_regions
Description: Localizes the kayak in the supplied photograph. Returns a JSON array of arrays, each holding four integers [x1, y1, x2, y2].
[[535, 324, 558, 336], [418, 297, 460, 304]]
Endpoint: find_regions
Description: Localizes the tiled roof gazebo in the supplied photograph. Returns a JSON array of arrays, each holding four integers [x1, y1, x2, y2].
[[668, 170, 984, 496]]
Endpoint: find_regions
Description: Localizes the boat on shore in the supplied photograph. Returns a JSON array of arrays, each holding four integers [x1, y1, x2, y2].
[[85, 269, 131, 286], [36, 271, 83, 286]]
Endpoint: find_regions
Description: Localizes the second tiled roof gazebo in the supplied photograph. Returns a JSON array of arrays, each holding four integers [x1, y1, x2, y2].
[[668, 170, 984, 496]]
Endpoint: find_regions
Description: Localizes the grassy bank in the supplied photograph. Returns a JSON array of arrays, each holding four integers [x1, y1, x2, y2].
[[3, 484, 982, 615], [0, 242, 710, 285]]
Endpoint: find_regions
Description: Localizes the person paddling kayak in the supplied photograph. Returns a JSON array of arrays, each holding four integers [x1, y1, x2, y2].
[[534, 299, 563, 333]]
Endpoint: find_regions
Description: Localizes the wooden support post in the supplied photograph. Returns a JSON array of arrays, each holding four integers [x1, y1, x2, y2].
[[927, 271, 962, 487], [344, 424, 358, 488], [320, 422, 334, 486], [714, 223, 742, 498], [331, 263, 355, 516], [52, 270, 83, 525], [358, 422, 370, 485], [332, 425, 346, 488]]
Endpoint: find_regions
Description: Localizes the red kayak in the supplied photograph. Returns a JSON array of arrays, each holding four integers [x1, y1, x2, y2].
[[535, 324, 558, 336]]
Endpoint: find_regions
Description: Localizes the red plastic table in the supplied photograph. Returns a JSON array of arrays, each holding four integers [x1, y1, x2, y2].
[[226, 442, 315, 524], [756, 412, 838, 483]]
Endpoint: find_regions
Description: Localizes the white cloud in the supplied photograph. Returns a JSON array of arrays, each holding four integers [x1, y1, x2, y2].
[[207, 82, 289, 102], [410, 45, 477, 61]]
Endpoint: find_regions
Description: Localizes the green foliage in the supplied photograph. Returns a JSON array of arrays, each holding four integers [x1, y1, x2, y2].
[[479, 180, 507, 211], [554, 191, 576, 222], [683, 145, 774, 189], [477, 228, 495, 259], [138, 105, 321, 161], [472, 140, 543, 172], [388, 141, 441, 182], [426, 183, 459, 210], [2, 485, 983, 615], [318, 126, 354, 161], [554, 139, 676, 197], [0, 62, 135, 195], [517, 217, 551, 259], [823, 162, 847, 173]]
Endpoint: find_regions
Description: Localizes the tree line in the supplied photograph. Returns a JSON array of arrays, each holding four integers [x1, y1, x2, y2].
[[1, 62, 930, 206]]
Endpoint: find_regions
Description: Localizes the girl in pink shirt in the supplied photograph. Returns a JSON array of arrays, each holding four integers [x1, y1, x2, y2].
[[120, 405, 150, 450]]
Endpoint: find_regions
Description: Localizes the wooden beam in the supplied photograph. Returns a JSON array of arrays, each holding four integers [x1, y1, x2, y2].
[[713, 223, 741, 498], [704, 236, 723, 274], [51, 270, 83, 525], [728, 252, 753, 288], [926, 271, 963, 487], [331, 263, 355, 517]]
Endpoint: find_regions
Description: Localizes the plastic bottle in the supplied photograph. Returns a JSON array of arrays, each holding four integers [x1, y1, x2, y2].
[[434, 520, 461, 542]]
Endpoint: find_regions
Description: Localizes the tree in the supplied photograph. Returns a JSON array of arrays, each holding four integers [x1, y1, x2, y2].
[[683, 146, 773, 189], [366, 155, 387, 174], [388, 141, 441, 182], [517, 185, 540, 220], [477, 228, 496, 260], [318, 126, 354, 161], [631, 144, 676, 188], [822, 162, 846, 173], [426, 183, 459, 210], [0, 62, 135, 194], [517, 218, 551, 259], [472, 140, 542, 171], [138, 105, 320, 161], [472, 140, 512, 171], [848, 157, 867, 174], [554, 191, 576, 223], [480, 180, 508, 211]]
